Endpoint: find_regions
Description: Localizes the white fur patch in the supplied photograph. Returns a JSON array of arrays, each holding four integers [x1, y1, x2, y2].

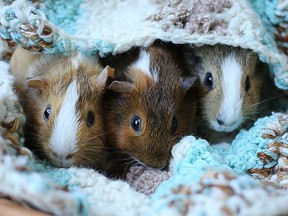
[[72, 53, 85, 70], [49, 80, 79, 167], [134, 50, 158, 82], [211, 54, 243, 132]]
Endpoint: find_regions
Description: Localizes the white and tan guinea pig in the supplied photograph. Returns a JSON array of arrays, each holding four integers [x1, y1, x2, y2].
[[184, 44, 263, 134], [10, 47, 114, 169]]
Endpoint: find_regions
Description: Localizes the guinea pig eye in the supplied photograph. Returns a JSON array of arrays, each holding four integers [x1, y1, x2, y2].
[[204, 72, 213, 90], [245, 75, 250, 92], [131, 115, 142, 134], [171, 116, 178, 134], [86, 111, 95, 127], [43, 104, 51, 121]]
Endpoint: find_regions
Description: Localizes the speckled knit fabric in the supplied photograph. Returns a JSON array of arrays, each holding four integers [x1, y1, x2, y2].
[[0, 42, 89, 215], [1, 0, 288, 215], [1, 0, 288, 88]]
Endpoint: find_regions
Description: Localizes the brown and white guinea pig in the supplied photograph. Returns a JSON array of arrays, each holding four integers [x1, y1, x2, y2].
[[184, 44, 263, 133], [10, 47, 114, 169], [102, 42, 198, 170]]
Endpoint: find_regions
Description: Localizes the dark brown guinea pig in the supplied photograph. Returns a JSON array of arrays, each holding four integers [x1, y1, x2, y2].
[[102, 42, 199, 171]]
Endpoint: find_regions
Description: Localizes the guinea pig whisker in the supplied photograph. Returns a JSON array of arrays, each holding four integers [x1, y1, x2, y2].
[[194, 96, 205, 104], [247, 117, 257, 122], [100, 146, 121, 151], [82, 136, 104, 144], [180, 126, 188, 133], [115, 156, 140, 167], [78, 155, 94, 164], [81, 147, 108, 157], [197, 115, 209, 125], [171, 135, 179, 141], [81, 129, 120, 145], [81, 130, 116, 144], [100, 128, 120, 136], [123, 159, 138, 168], [244, 110, 261, 116], [104, 128, 120, 136], [242, 115, 256, 121], [124, 160, 135, 166], [80, 131, 118, 148], [26, 123, 41, 131], [131, 156, 147, 167], [79, 152, 106, 164], [248, 95, 284, 109], [118, 156, 134, 163], [195, 99, 203, 105]]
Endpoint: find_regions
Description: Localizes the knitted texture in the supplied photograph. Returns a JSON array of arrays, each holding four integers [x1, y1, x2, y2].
[[0, 57, 88, 215], [1, 0, 288, 215], [152, 134, 288, 216], [31, 162, 152, 216], [0, 0, 114, 56], [1, 0, 288, 88]]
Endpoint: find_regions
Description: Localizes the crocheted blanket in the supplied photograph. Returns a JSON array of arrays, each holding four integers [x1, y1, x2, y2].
[[1, 0, 288, 215]]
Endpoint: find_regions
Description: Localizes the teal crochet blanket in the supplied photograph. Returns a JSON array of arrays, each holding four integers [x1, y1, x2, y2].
[[1, 0, 288, 215]]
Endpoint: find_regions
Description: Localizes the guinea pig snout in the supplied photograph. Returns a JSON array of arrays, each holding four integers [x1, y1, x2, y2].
[[49, 149, 75, 167], [145, 160, 169, 170], [211, 113, 243, 132], [141, 151, 171, 169], [216, 115, 238, 127]]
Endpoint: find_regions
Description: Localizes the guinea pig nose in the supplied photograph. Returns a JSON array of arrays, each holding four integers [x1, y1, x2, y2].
[[217, 118, 225, 126], [65, 153, 73, 160], [51, 151, 73, 160]]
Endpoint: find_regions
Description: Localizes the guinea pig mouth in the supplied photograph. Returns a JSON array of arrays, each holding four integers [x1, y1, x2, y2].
[[210, 119, 242, 132], [131, 156, 168, 170], [49, 156, 74, 168], [131, 156, 147, 167]]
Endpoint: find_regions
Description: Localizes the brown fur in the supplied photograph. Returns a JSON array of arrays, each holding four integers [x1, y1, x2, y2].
[[10, 47, 42, 93], [10, 47, 110, 169], [103, 42, 198, 173]]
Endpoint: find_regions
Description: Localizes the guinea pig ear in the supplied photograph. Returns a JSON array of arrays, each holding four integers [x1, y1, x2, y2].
[[182, 75, 199, 91], [27, 76, 48, 89], [182, 45, 201, 68], [108, 80, 133, 93], [97, 65, 115, 87]]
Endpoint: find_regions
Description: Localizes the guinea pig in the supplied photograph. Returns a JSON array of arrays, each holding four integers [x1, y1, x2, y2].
[[102, 42, 198, 170], [10, 47, 114, 169], [184, 44, 263, 133]]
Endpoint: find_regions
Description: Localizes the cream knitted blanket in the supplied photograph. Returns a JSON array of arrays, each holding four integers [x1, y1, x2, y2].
[[1, 0, 288, 215]]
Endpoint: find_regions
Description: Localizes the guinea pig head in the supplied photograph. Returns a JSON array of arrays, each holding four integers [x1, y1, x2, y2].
[[192, 45, 262, 132], [24, 56, 114, 168], [104, 51, 198, 169]]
